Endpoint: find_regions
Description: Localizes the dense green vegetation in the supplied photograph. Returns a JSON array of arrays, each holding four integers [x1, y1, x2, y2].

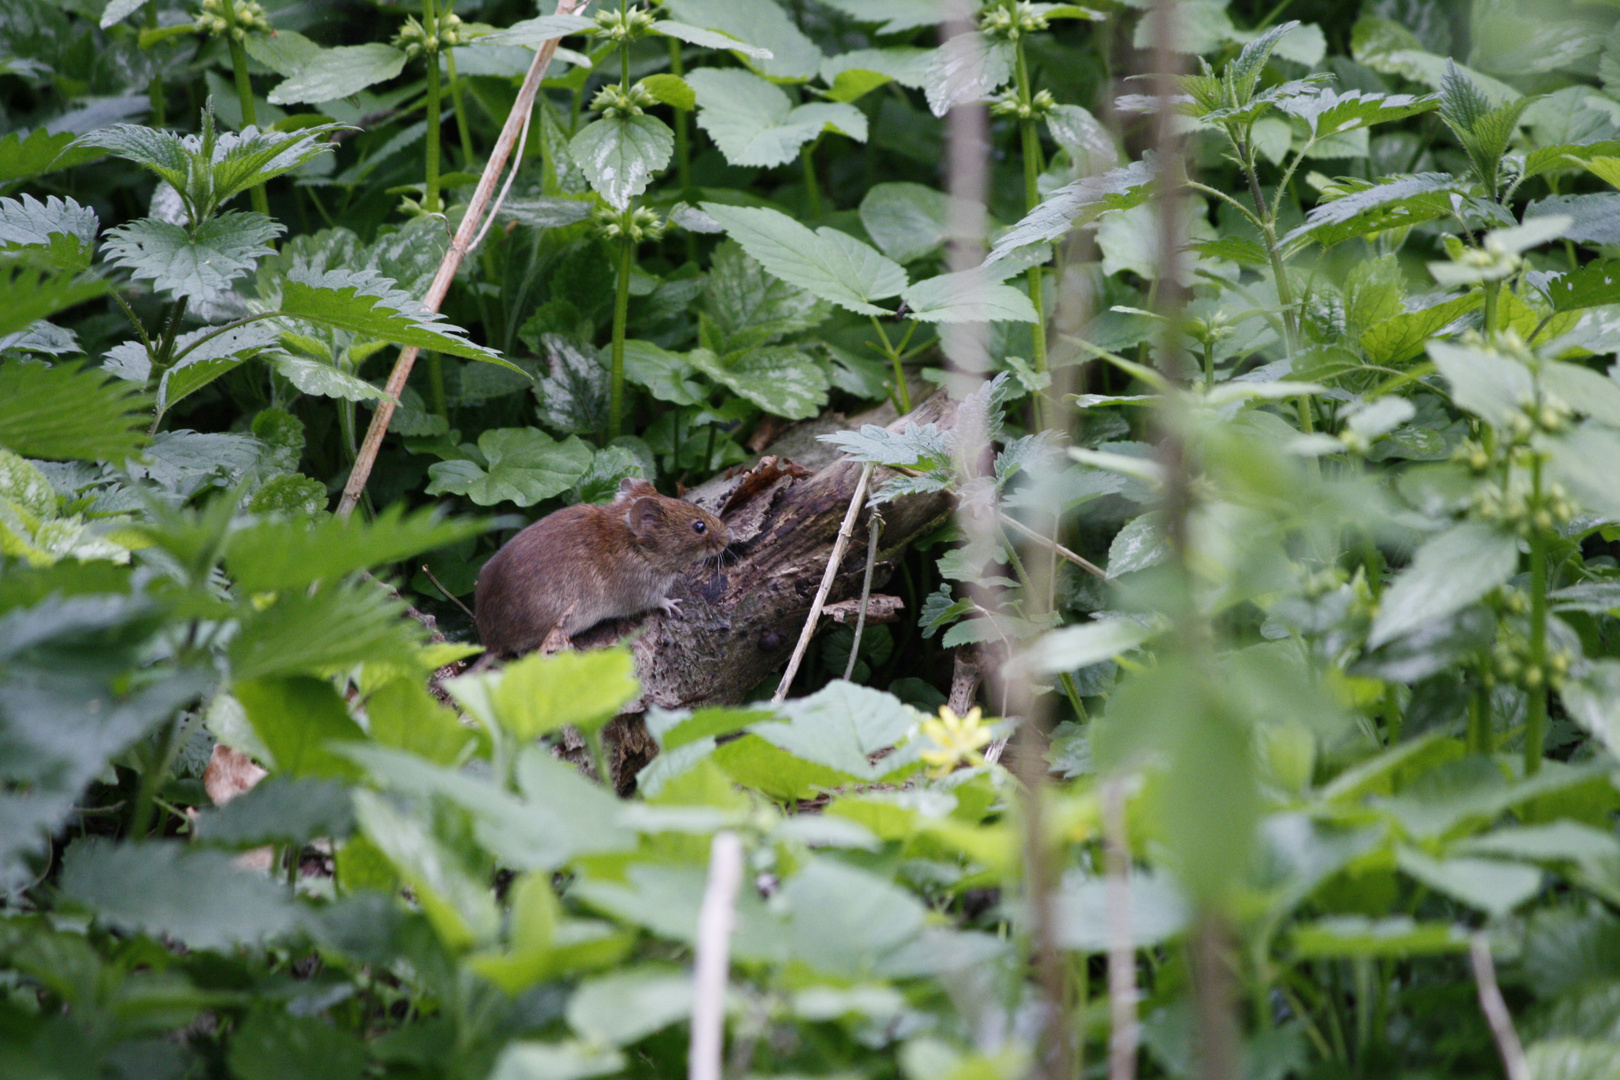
[[6, 0, 1620, 1077]]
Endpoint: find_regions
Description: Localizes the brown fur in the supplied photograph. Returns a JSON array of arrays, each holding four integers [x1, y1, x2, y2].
[[474, 478, 729, 656]]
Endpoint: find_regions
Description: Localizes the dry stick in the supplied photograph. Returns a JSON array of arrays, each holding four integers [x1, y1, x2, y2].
[[1104, 778, 1138, 1080], [772, 462, 874, 703], [842, 508, 883, 681], [690, 830, 744, 1080], [336, 1, 587, 520], [1470, 934, 1531, 1080]]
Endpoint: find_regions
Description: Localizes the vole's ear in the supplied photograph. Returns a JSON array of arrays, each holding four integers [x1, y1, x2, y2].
[[626, 496, 667, 537], [617, 477, 657, 503]]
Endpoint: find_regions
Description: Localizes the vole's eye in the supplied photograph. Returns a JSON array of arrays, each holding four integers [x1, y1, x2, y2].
[[692, 520, 707, 535]]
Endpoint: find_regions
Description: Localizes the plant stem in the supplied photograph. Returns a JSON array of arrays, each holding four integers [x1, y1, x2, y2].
[[224, 34, 270, 218], [868, 315, 911, 412], [445, 49, 476, 167], [145, 1, 166, 128], [1525, 455, 1548, 775], [422, 1, 443, 214], [1484, 279, 1501, 335], [800, 140, 823, 219], [1013, 37, 1050, 430], [609, 231, 633, 440]]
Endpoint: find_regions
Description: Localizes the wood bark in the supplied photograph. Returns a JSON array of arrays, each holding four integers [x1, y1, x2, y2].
[[572, 391, 960, 789]]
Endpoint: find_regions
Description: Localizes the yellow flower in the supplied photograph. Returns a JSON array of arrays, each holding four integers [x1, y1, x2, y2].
[[919, 705, 993, 778]]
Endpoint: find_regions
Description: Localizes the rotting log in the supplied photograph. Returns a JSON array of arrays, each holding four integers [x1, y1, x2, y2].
[[569, 390, 960, 790]]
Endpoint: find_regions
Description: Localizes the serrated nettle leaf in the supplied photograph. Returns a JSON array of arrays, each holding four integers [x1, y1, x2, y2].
[[701, 203, 906, 316], [0, 264, 110, 339], [1542, 259, 1620, 313], [569, 114, 672, 209], [1228, 20, 1303, 103], [425, 427, 594, 508], [1282, 172, 1466, 252], [103, 212, 282, 305], [924, 31, 1014, 117], [0, 194, 98, 271], [650, 20, 773, 59], [1277, 88, 1439, 138], [984, 154, 1157, 265], [0, 127, 106, 185], [277, 267, 511, 367], [688, 69, 865, 169], [1352, 15, 1519, 104], [1359, 292, 1482, 366], [687, 346, 829, 420], [1368, 522, 1519, 647], [267, 43, 407, 106], [1426, 340, 1533, 426], [901, 271, 1037, 324], [819, 422, 954, 469], [0, 362, 147, 462], [703, 240, 830, 352]]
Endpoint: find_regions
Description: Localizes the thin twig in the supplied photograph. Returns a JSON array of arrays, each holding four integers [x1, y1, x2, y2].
[[690, 831, 743, 1080], [1470, 934, 1531, 1080], [773, 462, 874, 702], [1001, 510, 1105, 578], [1104, 777, 1138, 1080], [337, 0, 587, 519], [843, 508, 883, 680]]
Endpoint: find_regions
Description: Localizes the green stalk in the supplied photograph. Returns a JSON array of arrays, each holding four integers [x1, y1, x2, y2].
[[225, 34, 270, 218], [145, 1, 166, 128], [868, 315, 911, 413], [608, 232, 633, 439], [1525, 455, 1548, 775], [422, 0, 443, 214], [1484, 279, 1501, 335], [800, 140, 823, 219], [1012, 37, 1050, 430], [668, 38, 691, 191], [444, 49, 475, 167]]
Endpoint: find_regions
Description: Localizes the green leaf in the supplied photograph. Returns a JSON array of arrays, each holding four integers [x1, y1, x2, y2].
[[702, 240, 830, 352], [243, 27, 322, 76], [1526, 192, 1620, 247], [622, 339, 706, 406], [1367, 522, 1519, 647], [1395, 848, 1542, 918], [650, 21, 773, 60], [1526, 1040, 1620, 1080], [1107, 512, 1172, 577], [753, 681, 921, 782], [229, 579, 423, 681], [1351, 16, 1519, 104], [228, 1008, 368, 1080], [104, 212, 282, 305], [1277, 88, 1439, 138], [636, 73, 695, 111], [1056, 870, 1188, 950], [1544, 259, 1620, 312], [366, 676, 483, 765], [227, 503, 486, 592], [1563, 659, 1620, 757], [568, 114, 672, 209], [267, 43, 408, 106], [0, 362, 147, 462], [566, 969, 693, 1047], [901, 270, 1038, 323], [424, 427, 594, 507], [1427, 339, 1533, 426], [687, 346, 829, 419], [271, 354, 387, 402], [232, 675, 365, 780], [661, 0, 820, 79], [1290, 916, 1469, 959], [194, 777, 356, 848], [488, 1042, 626, 1080], [859, 182, 956, 264], [1540, 361, 1620, 428], [700, 203, 905, 315], [0, 127, 104, 184], [1522, 139, 1620, 180], [0, 194, 98, 271], [353, 789, 499, 950], [277, 267, 512, 366], [60, 840, 305, 950], [0, 264, 110, 339], [816, 0, 940, 35], [491, 649, 639, 740], [984, 155, 1157, 265], [924, 31, 1013, 117], [1228, 20, 1303, 105], [1022, 617, 1155, 674], [1283, 173, 1466, 251], [1359, 292, 1481, 366], [819, 422, 953, 469], [1548, 425, 1620, 521], [475, 14, 598, 47], [688, 68, 866, 168]]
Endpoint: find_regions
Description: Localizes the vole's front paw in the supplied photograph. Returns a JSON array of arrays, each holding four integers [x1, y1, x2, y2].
[[658, 597, 684, 618]]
